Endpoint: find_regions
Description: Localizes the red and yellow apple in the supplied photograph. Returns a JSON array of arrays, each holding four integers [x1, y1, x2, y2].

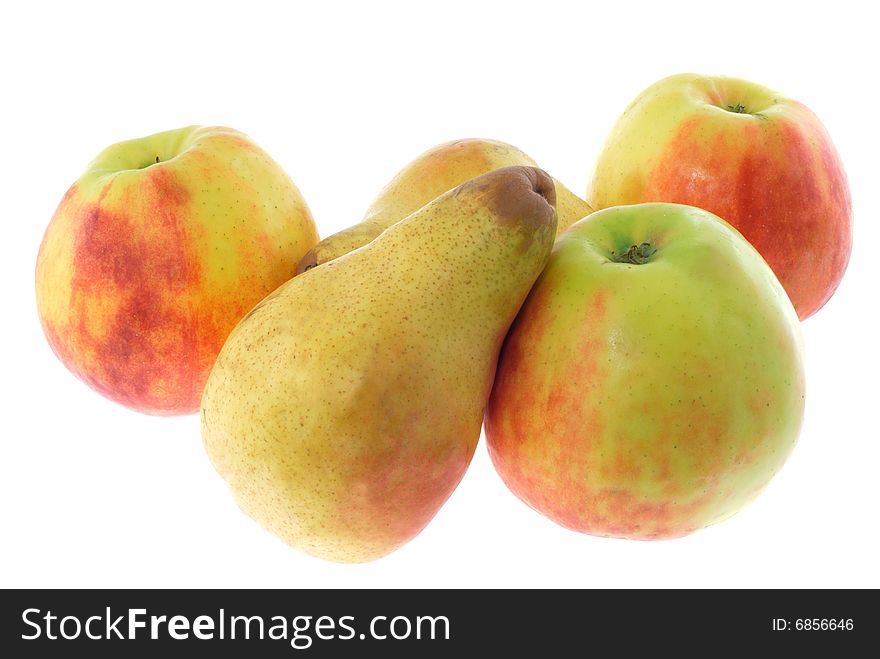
[[587, 73, 852, 320], [35, 126, 318, 415], [485, 203, 805, 539]]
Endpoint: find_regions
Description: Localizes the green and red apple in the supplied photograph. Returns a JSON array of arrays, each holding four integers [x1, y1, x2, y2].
[[485, 203, 805, 539], [35, 126, 318, 415], [588, 73, 851, 320]]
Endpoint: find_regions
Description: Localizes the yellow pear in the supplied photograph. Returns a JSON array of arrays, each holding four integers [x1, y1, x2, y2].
[[201, 166, 558, 563], [296, 138, 590, 272]]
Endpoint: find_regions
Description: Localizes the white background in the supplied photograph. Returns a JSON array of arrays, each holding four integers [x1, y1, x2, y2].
[[2, 1, 877, 588]]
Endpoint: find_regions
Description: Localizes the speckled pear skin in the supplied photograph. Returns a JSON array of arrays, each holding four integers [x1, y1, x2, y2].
[[201, 166, 557, 563], [295, 138, 589, 273]]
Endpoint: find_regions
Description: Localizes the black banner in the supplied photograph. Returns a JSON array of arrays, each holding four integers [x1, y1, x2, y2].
[[1, 589, 874, 656]]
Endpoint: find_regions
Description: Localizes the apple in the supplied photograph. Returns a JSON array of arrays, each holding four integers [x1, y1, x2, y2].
[[587, 73, 852, 320], [35, 126, 318, 415], [485, 203, 805, 539]]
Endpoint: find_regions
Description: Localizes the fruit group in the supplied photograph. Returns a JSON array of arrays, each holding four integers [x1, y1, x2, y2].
[[36, 126, 318, 415], [486, 203, 805, 539], [202, 166, 557, 562], [587, 73, 851, 319], [296, 138, 591, 272]]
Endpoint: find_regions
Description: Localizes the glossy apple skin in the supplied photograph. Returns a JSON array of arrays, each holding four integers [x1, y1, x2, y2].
[[485, 203, 805, 539], [588, 73, 852, 320], [35, 126, 318, 415]]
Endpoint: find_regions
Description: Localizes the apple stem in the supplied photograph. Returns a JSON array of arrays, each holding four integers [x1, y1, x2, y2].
[[614, 242, 657, 265], [155, 156, 160, 164]]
